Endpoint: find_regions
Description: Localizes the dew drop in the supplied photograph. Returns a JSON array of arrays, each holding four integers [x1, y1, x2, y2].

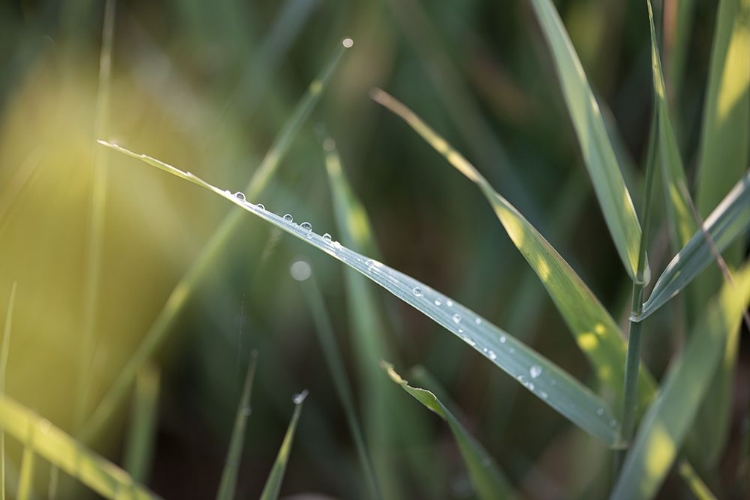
[[323, 233, 332, 243], [528, 382, 535, 391], [301, 222, 312, 231], [256, 203, 265, 210], [446, 300, 454, 307], [243, 407, 252, 417], [488, 350, 497, 360], [452, 313, 461, 324], [412, 287, 423, 297], [235, 192, 246, 201], [293, 389, 309, 405], [333, 241, 342, 249], [597, 408, 604, 416], [283, 214, 293, 223], [290, 261, 312, 281], [529, 365, 542, 378], [434, 298, 442, 306], [540, 391, 548, 399], [365, 259, 374, 268], [610, 419, 617, 428], [500, 336, 506, 343], [307, 232, 314, 239], [474, 317, 482, 325]]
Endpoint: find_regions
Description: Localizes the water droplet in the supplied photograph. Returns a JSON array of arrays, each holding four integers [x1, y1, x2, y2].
[[596, 408, 604, 416], [306, 232, 314, 239], [256, 203, 265, 210], [446, 300, 453, 307], [235, 192, 246, 201], [465, 337, 475, 347], [500, 336, 506, 343], [293, 390, 309, 404], [342, 38, 354, 48], [333, 241, 342, 249], [301, 222, 312, 231], [243, 407, 252, 416], [529, 365, 542, 378], [365, 259, 374, 268], [540, 391, 548, 399], [528, 382, 535, 391], [412, 287, 423, 297], [474, 317, 482, 325], [283, 214, 293, 223], [434, 298, 442, 306], [610, 419, 617, 428], [452, 314, 461, 324], [290, 261, 312, 281], [323, 233, 332, 243], [488, 350, 497, 360]]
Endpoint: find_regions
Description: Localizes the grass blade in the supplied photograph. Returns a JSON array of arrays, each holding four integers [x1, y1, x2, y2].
[[637, 170, 750, 321], [611, 263, 750, 500], [370, 89, 654, 409], [16, 426, 34, 500], [123, 363, 161, 484], [0, 283, 16, 500], [259, 391, 307, 500], [98, 141, 625, 447], [82, 39, 351, 443], [527, 0, 646, 282], [215, 351, 258, 500], [0, 395, 162, 499], [296, 270, 381, 500], [384, 363, 517, 500]]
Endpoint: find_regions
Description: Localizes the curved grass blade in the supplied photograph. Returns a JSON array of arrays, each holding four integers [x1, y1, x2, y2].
[[527, 0, 646, 283], [637, 170, 750, 321], [297, 272, 381, 500], [123, 363, 161, 484], [384, 364, 517, 500], [0, 395, 162, 499], [259, 391, 308, 500], [370, 89, 654, 409], [98, 141, 624, 447], [0, 283, 16, 500], [81, 39, 351, 444], [216, 351, 258, 500], [611, 264, 750, 500]]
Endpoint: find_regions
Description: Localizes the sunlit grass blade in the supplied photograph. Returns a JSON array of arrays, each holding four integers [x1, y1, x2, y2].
[[124, 363, 161, 484], [259, 391, 307, 500], [296, 270, 381, 500], [216, 351, 258, 500], [384, 363, 517, 500], [98, 141, 624, 446], [0, 395, 161, 499], [0, 282, 16, 500], [82, 39, 351, 443], [611, 264, 750, 500], [370, 88, 654, 408], [16, 428, 34, 500], [637, 170, 750, 321], [678, 461, 718, 500], [527, 0, 645, 282]]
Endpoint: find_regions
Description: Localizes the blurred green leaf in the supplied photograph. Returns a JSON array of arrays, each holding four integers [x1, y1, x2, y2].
[[611, 263, 750, 500], [100, 141, 625, 447], [216, 351, 258, 500], [528, 0, 646, 282], [637, 170, 750, 321], [124, 363, 161, 484], [384, 363, 517, 500], [0, 282, 16, 500], [259, 392, 307, 500], [370, 88, 654, 410], [0, 395, 161, 500]]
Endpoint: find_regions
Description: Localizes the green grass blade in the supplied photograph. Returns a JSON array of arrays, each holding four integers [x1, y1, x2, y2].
[[678, 461, 718, 500], [297, 270, 381, 500], [384, 364, 517, 500], [0, 282, 16, 500], [16, 426, 34, 500], [637, 170, 750, 321], [259, 391, 307, 500], [0, 395, 161, 499], [82, 39, 351, 443], [611, 264, 750, 500], [527, 0, 645, 282], [216, 351, 258, 500], [98, 142, 624, 447], [123, 363, 161, 484], [370, 89, 654, 409]]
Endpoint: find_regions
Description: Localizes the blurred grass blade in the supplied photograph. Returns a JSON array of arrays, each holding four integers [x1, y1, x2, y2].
[[384, 364, 517, 500], [611, 264, 750, 500], [259, 391, 307, 500], [82, 39, 351, 443], [298, 273, 381, 500], [16, 428, 34, 500], [527, 0, 645, 282], [99, 141, 624, 447], [370, 89, 654, 408], [0, 395, 161, 499], [0, 282, 16, 500], [216, 351, 258, 500], [124, 363, 161, 484], [637, 170, 750, 321], [678, 461, 718, 500]]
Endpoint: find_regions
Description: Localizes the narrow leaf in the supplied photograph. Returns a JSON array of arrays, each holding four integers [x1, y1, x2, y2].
[[216, 351, 258, 500], [99, 141, 624, 447], [527, 0, 646, 282], [0, 283, 16, 500], [611, 264, 750, 500], [259, 391, 307, 500], [637, 170, 750, 321], [384, 363, 517, 500], [370, 89, 654, 409], [124, 363, 161, 484], [0, 395, 161, 499]]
